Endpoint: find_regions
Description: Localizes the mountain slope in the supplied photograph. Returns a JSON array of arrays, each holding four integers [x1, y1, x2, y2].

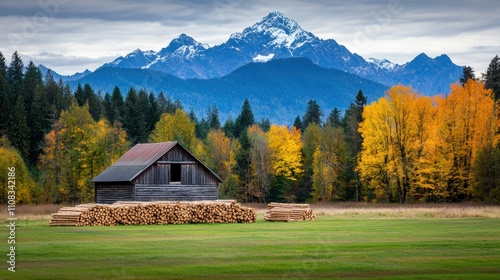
[[92, 11, 460, 95], [69, 58, 387, 124]]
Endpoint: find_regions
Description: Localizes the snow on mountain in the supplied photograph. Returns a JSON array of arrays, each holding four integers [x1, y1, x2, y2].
[[91, 11, 461, 95], [253, 54, 275, 63], [233, 11, 316, 50], [366, 58, 399, 71]]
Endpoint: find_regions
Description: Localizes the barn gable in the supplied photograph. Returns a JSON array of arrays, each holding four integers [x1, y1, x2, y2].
[[92, 142, 222, 204]]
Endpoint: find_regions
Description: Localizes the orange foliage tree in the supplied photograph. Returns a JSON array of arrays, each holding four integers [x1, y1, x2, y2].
[[436, 79, 496, 201]]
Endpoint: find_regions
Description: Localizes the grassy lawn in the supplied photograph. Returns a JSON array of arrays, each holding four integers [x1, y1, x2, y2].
[[2, 214, 500, 279]]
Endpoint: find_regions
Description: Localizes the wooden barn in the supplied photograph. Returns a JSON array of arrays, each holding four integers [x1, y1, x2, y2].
[[92, 142, 222, 204]]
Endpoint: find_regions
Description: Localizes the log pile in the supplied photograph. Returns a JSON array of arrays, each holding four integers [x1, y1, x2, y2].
[[49, 200, 256, 226], [264, 202, 316, 222]]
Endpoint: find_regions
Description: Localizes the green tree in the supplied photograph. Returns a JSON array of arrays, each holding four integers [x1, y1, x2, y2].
[[327, 107, 342, 128], [234, 99, 255, 138], [484, 55, 500, 100], [223, 116, 236, 139], [233, 128, 252, 201], [44, 70, 66, 120], [303, 99, 323, 129], [22, 61, 43, 113], [84, 84, 102, 121], [74, 83, 85, 106], [299, 123, 322, 201], [0, 52, 8, 136], [342, 90, 367, 201], [460, 66, 476, 86], [473, 143, 500, 203], [312, 125, 349, 201], [7, 94, 29, 160], [122, 88, 147, 144], [258, 118, 271, 132], [7, 51, 24, 101], [28, 82, 53, 164], [111, 86, 124, 124], [208, 105, 221, 130], [148, 91, 161, 132], [293, 116, 303, 132], [247, 125, 272, 202]]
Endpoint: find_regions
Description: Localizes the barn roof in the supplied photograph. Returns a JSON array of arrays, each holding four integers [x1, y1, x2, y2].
[[92, 141, 222, 183]]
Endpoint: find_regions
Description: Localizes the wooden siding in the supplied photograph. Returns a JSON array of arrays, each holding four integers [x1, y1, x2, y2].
[[161, 145, 191, 161], [135, 184, 218, 201], [96, 184, 134, 204], [133, 146, 219, 186]]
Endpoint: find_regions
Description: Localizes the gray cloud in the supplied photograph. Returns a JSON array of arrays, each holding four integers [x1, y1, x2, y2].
[[0, 0, 498, 74]]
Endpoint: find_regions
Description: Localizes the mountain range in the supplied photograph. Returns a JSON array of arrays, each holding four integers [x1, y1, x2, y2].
[[39, 11, 462, 123]]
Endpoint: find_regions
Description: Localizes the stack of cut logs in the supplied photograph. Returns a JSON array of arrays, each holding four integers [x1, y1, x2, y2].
[[49, 200, 256, 226], [264, 202, 316, 222]]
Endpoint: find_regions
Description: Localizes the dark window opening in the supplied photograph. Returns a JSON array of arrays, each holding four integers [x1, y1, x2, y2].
[[171, 164, 181, 183]]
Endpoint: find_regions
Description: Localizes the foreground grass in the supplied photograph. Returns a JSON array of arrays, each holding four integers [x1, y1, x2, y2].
[[1, 214, 499, 279]]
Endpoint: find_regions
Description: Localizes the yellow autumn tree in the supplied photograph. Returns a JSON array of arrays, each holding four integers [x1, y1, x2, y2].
[[204, 129, 232, 181], [149, 109, 196, 150], [358, 85, 438, 203], [38, 103, 129, 203], [436, 79, 496, 200], [358, 96, 392, 202], [0, 137, 35, 204], [267, 125, 303, 181]]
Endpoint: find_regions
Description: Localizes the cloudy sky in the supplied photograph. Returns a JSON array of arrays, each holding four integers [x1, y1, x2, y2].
[[0, 0, 499, 75]]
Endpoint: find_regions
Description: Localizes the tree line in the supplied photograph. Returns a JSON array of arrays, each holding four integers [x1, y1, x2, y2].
[[1, 51, 500, 204]]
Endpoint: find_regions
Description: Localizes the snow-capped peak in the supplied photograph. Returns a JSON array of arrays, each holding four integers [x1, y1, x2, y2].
[[367, 58, 398, 71], [230, 11, 316, 50], [158, 33, 208, 58]]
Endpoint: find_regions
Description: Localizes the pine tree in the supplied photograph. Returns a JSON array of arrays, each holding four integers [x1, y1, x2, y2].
[[7, 94, 29, 159], [61, 83, 73, 113], [208, 105, 221, 130], [123, 88, 140, 144], [44, 70, 64, 119], [0, 51, 6, 77], [223, 116, 236, 139], [342, 90, 367, 201], [29, 84, 53, 164], [22, 61, 44, 113], [302, 99, 323, 129], [258, 118, 271, 132], [157, 92, 168, 113], [484, 55, 500, 100], [7, 51, 24, 102], [103, 92, 113, 123], [148, 91, 161, 133], [293, 116, 303, 132], [233, 129, 252, 201], [74, 83, 85, 106], [234, 99, 255, 138], [111, 86, 124, 124], [460, 66, 476, 86], [327, 108, 342, 128], [136, 89, 150, 142], [84, 84, 101, 121], [0, 52, 8, 136]]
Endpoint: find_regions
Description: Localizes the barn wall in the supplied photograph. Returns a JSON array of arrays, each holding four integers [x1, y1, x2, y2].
[[133, 147, 219, 186], [134, 184, 218, 201], [95, 184, 134, 204]]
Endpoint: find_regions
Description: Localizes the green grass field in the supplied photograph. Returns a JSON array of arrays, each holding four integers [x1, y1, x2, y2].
[[2, 213, 500, 279]]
